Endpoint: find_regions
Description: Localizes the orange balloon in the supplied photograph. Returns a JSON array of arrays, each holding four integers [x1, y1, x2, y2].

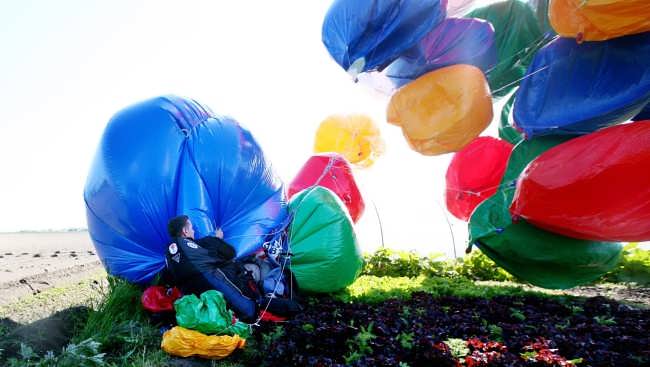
[[387, 64, 492, 156], [550, 0, 650, 41]]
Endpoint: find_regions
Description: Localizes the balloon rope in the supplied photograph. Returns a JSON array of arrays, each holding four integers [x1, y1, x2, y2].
[[434, 198, 458, 259], [491, 64, 551, 97], [446, 179, 517, 197], [371, 198, 385, 249], [484, 33, 555, 76]]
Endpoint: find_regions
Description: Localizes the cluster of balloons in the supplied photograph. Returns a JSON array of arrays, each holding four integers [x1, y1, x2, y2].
[[85, 96, 365, 293], [323, 0, 555, 157], [323, 0, 650, 288]]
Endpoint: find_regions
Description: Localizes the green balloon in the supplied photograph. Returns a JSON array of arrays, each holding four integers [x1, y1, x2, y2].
[[174, 290, 251, 338], [476, 220, 622, 289], [529, 0, 556, 36], [467, 0, 548, 97], [469, 137, 622, 289], [288, 186, 363, 293], [470, 135, 570, 241], [498, 90, 524, 145]]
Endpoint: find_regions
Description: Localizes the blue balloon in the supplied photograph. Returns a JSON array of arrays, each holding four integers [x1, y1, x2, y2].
[[634, 104, 650, 121], [384, 17, 497, 89], [84, 96, 288, 283], [322, 0, 446, 75], [514, 32, 650, 138]]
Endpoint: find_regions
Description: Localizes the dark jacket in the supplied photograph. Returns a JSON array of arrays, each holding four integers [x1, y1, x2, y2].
[[164, 236, 302, 321]]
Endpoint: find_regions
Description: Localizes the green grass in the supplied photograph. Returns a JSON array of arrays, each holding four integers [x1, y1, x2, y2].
[[4, 253, 649, 366], [333, 275, 553, 304], [363, 245, 650, 286], [601, 243, 650, 285], [73, 277, 246, 367]]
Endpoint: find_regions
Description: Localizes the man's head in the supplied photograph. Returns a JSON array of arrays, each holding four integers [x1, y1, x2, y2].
[[167, 215, 194, 239]]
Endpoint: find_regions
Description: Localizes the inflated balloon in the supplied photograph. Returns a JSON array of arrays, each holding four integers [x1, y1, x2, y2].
[[467, 0, 547, 97], [288, 153, 365, 223], [549, 0, 650, 41], [288, 187, 363, 293], [470, 135, 571, 240], [469, 136, 622, 289], [514, 32, 650, 137], [384, 18, 497, 89], [634, 104, 650, 121], [313, 114, 385, 168], [474, 218, 623, 289], [322, 0, 446, 75], [498, 90, 524, 145], [529, 0, 555, 35], [445, 137, 513, 221], [511, 121, 650, 242], [84, 96, 288, 283], [387, 64, 493, 156]]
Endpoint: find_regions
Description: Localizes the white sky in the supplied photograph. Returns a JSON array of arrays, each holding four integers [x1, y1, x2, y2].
[[0, 1, 506, 257]]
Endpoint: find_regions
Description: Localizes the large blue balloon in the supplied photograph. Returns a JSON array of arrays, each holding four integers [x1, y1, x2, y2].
[[514, 32, 650, 137], [383, 17, 497, 89], [84, 96, 288, 283], [322, 0, 446, 75]]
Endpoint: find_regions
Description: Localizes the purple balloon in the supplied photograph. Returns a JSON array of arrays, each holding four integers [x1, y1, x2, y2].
[[384, 18, 496, 88]]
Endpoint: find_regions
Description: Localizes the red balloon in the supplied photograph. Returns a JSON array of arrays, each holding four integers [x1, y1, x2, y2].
[[446, 137, 513, 221], [141, 286, 182, 313], [288, 153, 365, 222], [511, 121, 650, 242]]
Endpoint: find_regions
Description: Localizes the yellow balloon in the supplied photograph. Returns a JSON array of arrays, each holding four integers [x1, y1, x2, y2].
[[314, 114, 385, 167], [161, 326, 246, 360], [387, 64, 493, 156]]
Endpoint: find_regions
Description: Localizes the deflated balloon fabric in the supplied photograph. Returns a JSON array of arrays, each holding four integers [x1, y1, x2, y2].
[[288, 153, 365, 223], [468, 136, 622, 289], [161, 326, 245, 360], [321, 0, 446, 75], [141, 286, 182, 313], [445, 137, 513, 221], [511, 121, 650, 242], [514, 33, 650, 137], [84, 96, 287, 283], [498, 90, 524, 145], [383, 18, 497, 89], [313, 114, 385, 168], [467, 0, 547, 97], [549, 0, 650, 41], [387, 64, 493, 156], [288, 186, 363, 293], [174, 290, 251, 338]]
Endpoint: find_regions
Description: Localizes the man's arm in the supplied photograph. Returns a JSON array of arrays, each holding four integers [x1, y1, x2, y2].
[[196, 236, 236, 261]]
